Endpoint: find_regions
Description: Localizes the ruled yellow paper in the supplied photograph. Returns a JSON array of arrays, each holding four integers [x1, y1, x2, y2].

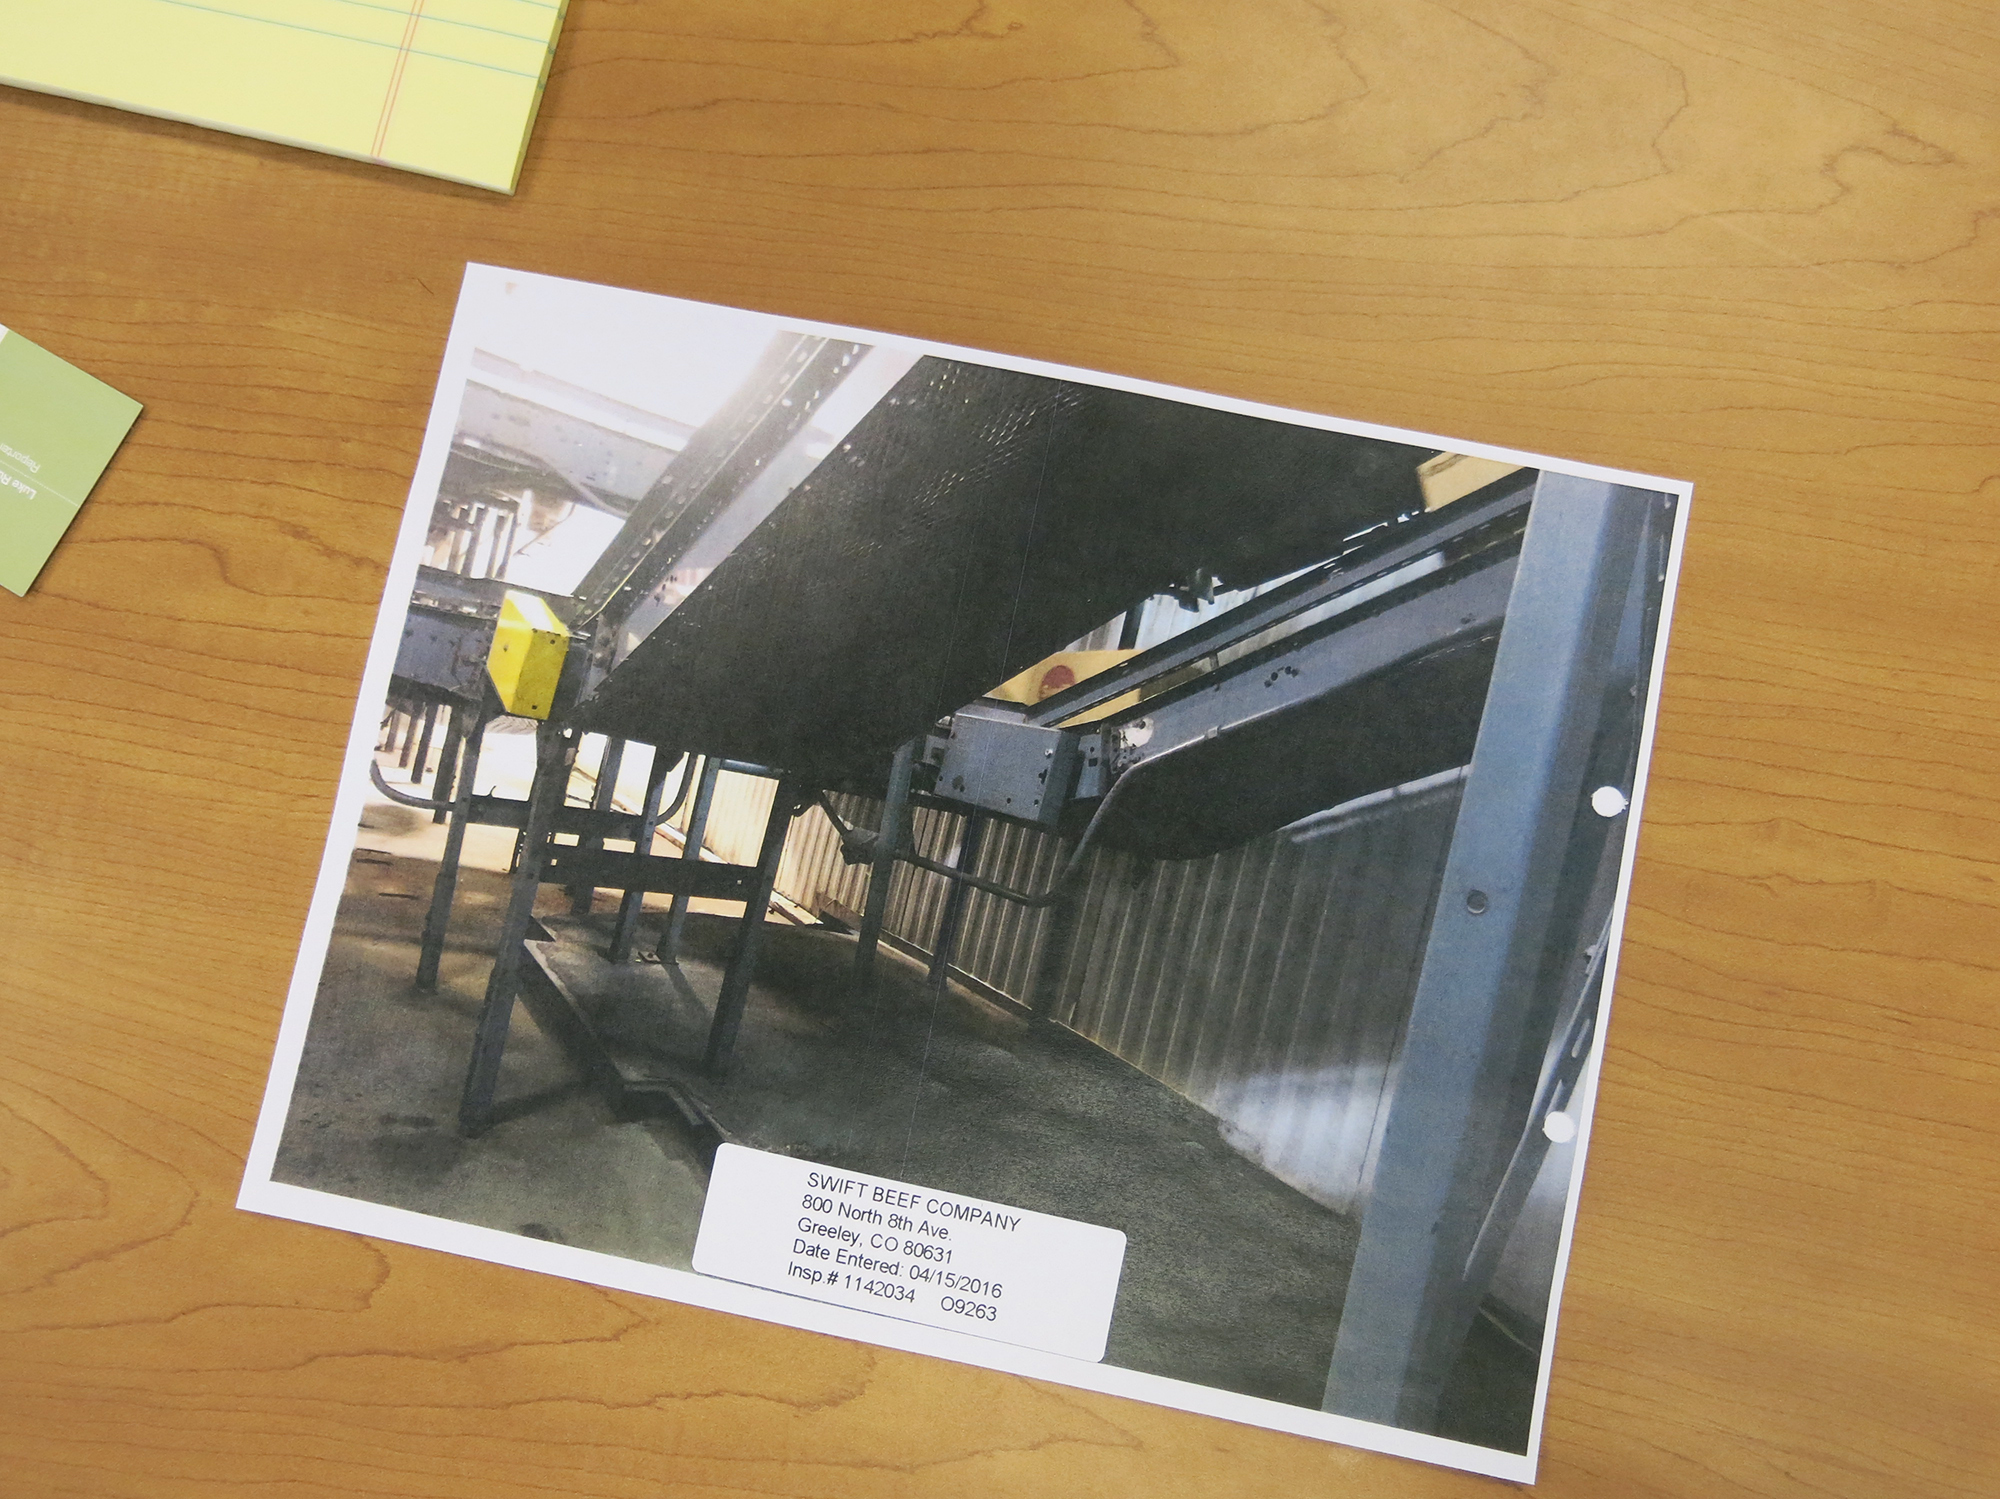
[[0, 0, 568, 193]]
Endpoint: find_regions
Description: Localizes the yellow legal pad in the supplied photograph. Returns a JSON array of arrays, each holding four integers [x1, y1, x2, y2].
[[0, 0, 569, 193]]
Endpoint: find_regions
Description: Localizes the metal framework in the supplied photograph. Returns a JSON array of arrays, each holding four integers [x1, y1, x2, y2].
[[375, 352, 1671, 1432], [824, 471, 1667, 1428], [449, 726, 801, 1132], [1022, 480, 1530, 729]]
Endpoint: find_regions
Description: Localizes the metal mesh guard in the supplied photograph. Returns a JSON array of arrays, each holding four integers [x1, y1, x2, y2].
[[579, 357, 1427, 783]]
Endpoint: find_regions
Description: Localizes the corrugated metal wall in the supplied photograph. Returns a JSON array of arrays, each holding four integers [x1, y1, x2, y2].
[[690, 768, 1463, 1220], [616, 748, 1571, 1324], [1055, 784, 1461, 1216]]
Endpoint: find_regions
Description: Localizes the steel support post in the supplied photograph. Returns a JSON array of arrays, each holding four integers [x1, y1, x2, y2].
[[853, 738, 917, 987], [429, 704, 464, 822], [447, 508, 472, 574], [702, 781, 798, 1076], [1454, 501, 1665, 1317], [927, 813, 986, 993], [1322, 475, 1654, 1431], [458, 720, 576, 1134], [609, 746, 675, 963], [569, 736, 626, 916], [1027, 884, 1082, 1022], [416, 695, 494, 992], [662, 756, 720, 963], [409, 700, 439, 784]]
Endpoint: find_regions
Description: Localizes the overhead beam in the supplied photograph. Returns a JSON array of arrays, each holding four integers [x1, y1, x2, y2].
[[1126, 550, 1517, 766], [1025, 480, 1531, 728]]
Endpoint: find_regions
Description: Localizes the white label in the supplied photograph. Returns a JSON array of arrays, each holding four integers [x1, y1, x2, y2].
[[693, 1144, 1127, 1362]]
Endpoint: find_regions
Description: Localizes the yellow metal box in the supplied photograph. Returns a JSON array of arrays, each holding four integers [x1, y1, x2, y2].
[[486, 590, 570, 719]]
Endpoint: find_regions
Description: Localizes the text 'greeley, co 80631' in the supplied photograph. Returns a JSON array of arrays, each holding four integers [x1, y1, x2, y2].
[[692, 1144, 1127, 1361]]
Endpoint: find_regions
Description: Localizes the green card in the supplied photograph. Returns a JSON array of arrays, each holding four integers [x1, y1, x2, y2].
[[0, 325, 142, 596]]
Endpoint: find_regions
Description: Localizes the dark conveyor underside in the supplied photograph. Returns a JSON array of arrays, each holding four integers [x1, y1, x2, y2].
[[577, 357, 1434, 787]]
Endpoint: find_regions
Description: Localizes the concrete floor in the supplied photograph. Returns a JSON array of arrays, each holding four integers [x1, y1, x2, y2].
[[533, 905, 1363, 1408], [272, 846, 715, 1267], [273, 775, 1535, 1449]]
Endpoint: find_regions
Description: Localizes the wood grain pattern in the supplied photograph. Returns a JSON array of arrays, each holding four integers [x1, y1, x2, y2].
[[2, 1, 1996, 1494]]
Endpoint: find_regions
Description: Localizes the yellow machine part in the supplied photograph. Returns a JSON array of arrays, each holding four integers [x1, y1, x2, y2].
[[487, 590, 571, 720], [1416, 451, 1525, 510], [987, 648, 1142, 725]]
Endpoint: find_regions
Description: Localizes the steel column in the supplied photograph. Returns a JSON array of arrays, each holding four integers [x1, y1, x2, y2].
[[661, 756, 720, 963], [853, 738, 917, 987], [568, 736, 626, 916], [1115, 604, 1144, 651], [408, 700, 439, 783], [1027, 884, 1082, 1022], [702, 781, 798, 1076], [458, 721, 576, 1133], [609, 746, 676, 963], [1458, 931, 1607, 1312], [1322, 475, 1654, 1431], [927, 813, 987, 993], [429, 704, 464, 822], [416, 695, 494, 992], [1452, 494, 1667, 1327]]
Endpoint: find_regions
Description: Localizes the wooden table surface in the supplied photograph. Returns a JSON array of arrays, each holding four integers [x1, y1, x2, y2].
[[3, 3, 1995, 1496]]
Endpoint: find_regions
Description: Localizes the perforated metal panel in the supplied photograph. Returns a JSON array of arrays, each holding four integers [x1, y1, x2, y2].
[[577, 357, 1427, 780]]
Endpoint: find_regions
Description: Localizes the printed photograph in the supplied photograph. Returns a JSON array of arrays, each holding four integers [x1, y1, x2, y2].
[[243, 266, 1687, 1480]]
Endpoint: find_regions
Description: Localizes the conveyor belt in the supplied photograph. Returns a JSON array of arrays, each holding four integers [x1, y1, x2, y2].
[[1084, 638, 1500, 860], [577, 357, 1429, 779], [1083, 537, 1522, 860]]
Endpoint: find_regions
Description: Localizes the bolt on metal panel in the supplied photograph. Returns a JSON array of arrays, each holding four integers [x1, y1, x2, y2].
[[935, 707, 1081, 826]]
